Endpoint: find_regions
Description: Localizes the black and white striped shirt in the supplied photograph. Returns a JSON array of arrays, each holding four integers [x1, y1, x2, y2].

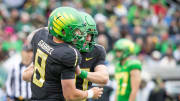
[[6, 61, 31, 99]]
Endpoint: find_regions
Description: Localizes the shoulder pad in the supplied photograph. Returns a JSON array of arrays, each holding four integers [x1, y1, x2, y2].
[[127, 60, 142, 71], [94, 44, 106, 53], [61, 45, 81, 67]]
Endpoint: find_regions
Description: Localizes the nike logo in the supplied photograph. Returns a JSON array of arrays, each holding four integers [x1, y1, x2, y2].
[[56, 16, 62, 20], [85, 57, 93, 61]]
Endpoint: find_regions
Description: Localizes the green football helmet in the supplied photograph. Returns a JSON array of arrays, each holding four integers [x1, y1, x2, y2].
[[80, 12, 98, 52], [48, 7, 87, 50], [114, 39, 135, 61]]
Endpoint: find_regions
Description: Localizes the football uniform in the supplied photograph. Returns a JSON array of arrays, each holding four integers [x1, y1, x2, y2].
[[115, 59, 142, 101], [30, 27, 81, 101], [75, 44, 106, 91]]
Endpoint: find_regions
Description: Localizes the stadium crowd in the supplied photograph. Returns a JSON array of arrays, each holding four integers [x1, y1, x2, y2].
[[0, 0, 179, 101]]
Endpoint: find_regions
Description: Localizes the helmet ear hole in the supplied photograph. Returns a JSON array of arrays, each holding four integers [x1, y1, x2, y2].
[[62, 29, 65, 35]]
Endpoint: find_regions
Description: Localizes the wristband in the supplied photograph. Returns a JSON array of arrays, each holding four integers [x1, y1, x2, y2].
[[87, 89, 94, 98], [79, 70, 88, 79]]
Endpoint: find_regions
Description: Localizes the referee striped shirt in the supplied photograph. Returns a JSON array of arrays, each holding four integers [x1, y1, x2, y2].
[[6, 61, 31, 99]]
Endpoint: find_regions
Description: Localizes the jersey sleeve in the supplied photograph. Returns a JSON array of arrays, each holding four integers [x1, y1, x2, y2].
[[61, 46, 82, 67], [94, 45, 106, 66], [61, 66, 76, 80], [61, 46, 82, 79], [127, 60, 142, 71]]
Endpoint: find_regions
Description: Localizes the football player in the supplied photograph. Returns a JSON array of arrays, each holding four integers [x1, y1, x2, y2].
[[113, 39, 142, 101], [75, 12, 109, 93], [22, 7, 103, 101]]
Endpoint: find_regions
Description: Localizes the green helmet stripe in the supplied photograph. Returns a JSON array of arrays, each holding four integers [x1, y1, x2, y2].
[[56, 13, 75, 26], [52, 16, 64, 36], [57, 14, 67, 26], [54, 16, 65, 28], [53, 27, 61, 35], [57, 18, 66, 26], [53, 21, 62, 31]]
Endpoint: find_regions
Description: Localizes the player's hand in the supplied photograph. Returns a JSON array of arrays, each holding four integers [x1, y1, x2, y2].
[[75, 65, 81, 75], [90, 87, 103, 99]]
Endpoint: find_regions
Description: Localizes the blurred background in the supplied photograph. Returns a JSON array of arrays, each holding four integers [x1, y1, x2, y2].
[[0, 0, 179, 101]]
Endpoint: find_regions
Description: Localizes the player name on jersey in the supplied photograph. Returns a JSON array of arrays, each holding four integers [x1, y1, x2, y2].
[[38, 40, 54, 55]]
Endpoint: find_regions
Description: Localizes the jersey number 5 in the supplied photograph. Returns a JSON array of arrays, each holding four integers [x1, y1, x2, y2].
[[33, 49, 48, 87]]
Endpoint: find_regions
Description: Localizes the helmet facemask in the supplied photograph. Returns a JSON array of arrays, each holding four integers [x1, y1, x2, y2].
[[80, 13, 98, 52], [71, 26, 87, 51], [80, 28, 98, 52], [48, 7, 87, 50]]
